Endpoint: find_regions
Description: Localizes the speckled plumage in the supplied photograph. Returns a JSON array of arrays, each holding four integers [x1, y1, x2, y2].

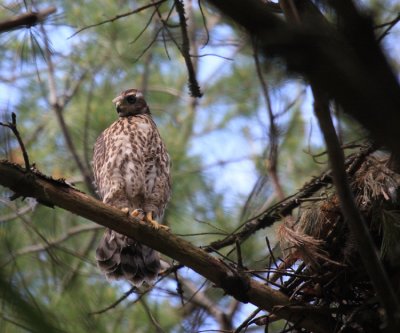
[[93, 89, 171, 286]]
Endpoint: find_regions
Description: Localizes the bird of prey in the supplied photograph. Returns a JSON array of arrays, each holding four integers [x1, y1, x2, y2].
[[93, 88, 171, 286]]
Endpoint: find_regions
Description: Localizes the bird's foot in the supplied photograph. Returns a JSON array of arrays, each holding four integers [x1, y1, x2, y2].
[[144, 212, 169, 231], [131, 209, 145, 220], [121, 207, 129, 215]]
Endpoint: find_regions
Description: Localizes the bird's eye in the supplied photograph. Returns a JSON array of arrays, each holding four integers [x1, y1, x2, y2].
[[126, 95, 137, 104]]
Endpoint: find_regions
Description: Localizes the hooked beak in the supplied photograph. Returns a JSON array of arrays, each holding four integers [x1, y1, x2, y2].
[[115, 101, 122, 114]]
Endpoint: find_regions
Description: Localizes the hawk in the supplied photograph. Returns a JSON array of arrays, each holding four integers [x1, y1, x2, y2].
[[93, 89, 171, 286]]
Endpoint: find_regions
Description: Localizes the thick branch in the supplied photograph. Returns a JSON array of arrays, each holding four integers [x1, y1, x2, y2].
[[0, 160, 335, 333]]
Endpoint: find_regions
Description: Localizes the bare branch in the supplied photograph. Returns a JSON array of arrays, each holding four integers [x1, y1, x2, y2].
[[69, 0, 167, 38], [174, 0, 203, 98], [253, 39, 284, 201], [0, 113, 30, 171], [89, 287, 136, 315], [140, 299, 167, 333], [377, 13, 400, 42], [38, 24, 96, 195]]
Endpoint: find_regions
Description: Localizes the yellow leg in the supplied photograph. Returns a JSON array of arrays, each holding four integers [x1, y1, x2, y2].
[[145, 212, 169, 231], [131, 209, 145, 220]]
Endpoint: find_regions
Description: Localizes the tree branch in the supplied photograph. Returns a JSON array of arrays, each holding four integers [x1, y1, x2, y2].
[[0, 160, 335, 333], [38, 24, 96, 195], [0, 7, 56, 34], [0, 113, 30, 171], [69, 0, 167, 38], [174, 0, 203, 98]]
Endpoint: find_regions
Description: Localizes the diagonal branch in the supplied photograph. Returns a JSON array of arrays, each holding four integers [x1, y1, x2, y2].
[[0, 160, 335, 333], [69, 0, 167, 38]]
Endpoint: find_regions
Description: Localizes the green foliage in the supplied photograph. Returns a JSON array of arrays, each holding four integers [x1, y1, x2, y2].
[[1, 0, 398, 332]]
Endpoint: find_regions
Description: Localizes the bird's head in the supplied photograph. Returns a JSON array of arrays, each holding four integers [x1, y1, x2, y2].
[[112, 89, 150, 117]]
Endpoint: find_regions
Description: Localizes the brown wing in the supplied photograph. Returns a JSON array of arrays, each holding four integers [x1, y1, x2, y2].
[[142, 116, 171, 221], [92, 131, 106, 199]]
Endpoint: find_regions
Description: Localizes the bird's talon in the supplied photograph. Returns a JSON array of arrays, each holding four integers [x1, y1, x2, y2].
[[121, 207, 129, 215], [159, 224, 170, 231], [131, 209, 145, 220], [145, 212, 169, 231]]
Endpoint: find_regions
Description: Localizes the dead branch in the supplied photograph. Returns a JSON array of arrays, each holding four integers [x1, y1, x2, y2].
[[0, 113, 30, 171], [174, 0, 203, 98], [0, 7, 56, 34], [0, 160, 335, 333]]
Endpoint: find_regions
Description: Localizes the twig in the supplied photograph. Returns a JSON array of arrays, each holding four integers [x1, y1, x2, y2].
[[0, 7, 56, 33], [0, 112, 30, 171], [0, 201, 36, 223], [69, 0, 167, 38], [38, 24, 96, 194], [235, 240, 244, 269], [140, 299, 167, 333], [233, 307, 262, 333], [312, 86, 400, 331], [253, 38, 285, 201], [12, 224, 102, 257], [376, 13, 400, 42], [174, 0, 203, 98], [129, 4, 161, 45], [197, 0, 210, 47], [89, 287, 137, 315], [174, 270, 185, 307], [265, 236, 282, 284], [180, 278, 232, 330]]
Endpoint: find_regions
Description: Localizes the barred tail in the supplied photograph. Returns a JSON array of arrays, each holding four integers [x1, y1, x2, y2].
[[95, 229, 161, 286]]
